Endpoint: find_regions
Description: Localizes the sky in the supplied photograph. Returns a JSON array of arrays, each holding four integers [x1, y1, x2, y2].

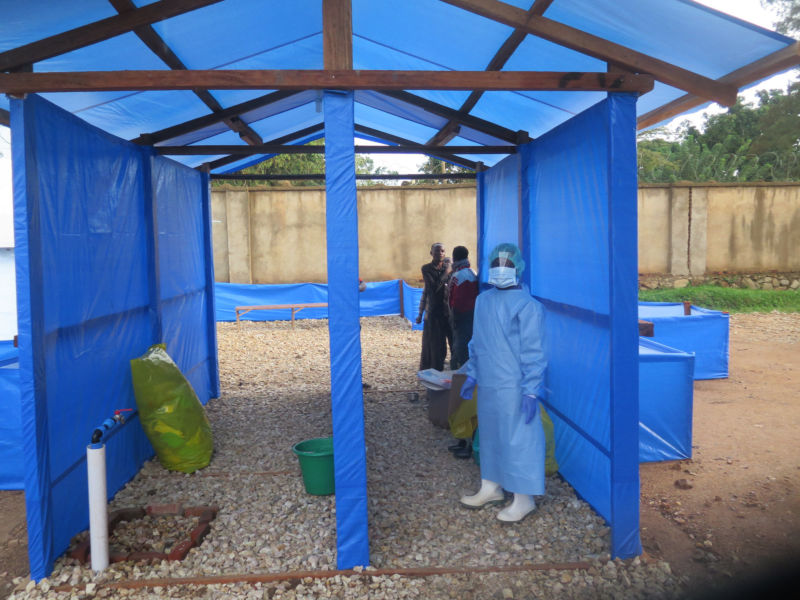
[[0, 0, 795, 247]]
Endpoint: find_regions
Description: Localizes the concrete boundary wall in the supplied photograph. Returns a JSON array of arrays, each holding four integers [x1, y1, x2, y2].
[[638, 182, 800, 276], [212, 182, 800, 284], [211, 184, 478, 284]]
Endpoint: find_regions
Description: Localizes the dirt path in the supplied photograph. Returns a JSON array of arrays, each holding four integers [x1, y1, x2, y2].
[[0, 490, 26, 599], [639, 312, 800, 596], [1, 312, 798, 598]]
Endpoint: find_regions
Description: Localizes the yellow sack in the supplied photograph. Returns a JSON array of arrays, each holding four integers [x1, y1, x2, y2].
[[448, 388, 558, 476], [130, 344, 213, 473], [541, 406, 559, 476], [448, 387, 477, 439]]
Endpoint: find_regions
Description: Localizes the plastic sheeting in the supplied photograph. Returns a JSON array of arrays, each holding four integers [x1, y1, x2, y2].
[[324, 91, 369, 569], [638, 302, 729, 379], [402, 282, 424, 332], [477, 155, 522, 284], [517, 94, 641, 558], [214, 280, 423, 330], [11, 95, 217, 580], [0, 342, 22, 490], [0, 2, 793, 170], [639, 338, 694, 463], [213, 279, 400, 320]]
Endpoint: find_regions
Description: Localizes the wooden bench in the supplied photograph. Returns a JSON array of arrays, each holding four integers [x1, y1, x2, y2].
[[235, 303, 328, 327]]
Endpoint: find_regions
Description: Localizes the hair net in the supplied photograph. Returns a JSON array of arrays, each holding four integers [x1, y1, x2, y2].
[[489, 243, 525, 276]]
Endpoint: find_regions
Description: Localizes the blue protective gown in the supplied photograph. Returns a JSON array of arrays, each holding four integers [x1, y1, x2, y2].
[[466, 285, 547, 495]]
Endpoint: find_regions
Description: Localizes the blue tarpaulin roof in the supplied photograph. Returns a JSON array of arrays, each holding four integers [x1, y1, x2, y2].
[[0, 0, 796, 173]]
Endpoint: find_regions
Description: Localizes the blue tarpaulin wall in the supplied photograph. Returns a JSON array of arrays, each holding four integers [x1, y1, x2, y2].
[[638, 302, 729, 379], [324, 91, 369, 568], [477, 154, 521, 285], [0, 341, 22, 490], [11, 95, 218, 580], [638, 338, 694, 463], [479, 95, 642, 558], [214, 280, 424, 330], [402, 282, 424, 331]]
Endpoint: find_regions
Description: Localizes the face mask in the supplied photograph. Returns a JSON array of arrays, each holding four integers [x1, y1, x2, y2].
[[488, 266, 517, 288]]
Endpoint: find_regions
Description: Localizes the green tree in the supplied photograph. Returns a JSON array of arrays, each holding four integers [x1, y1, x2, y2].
[[750, 86, 800, 153], [763, 0, 800, 35], [637, 84, 800, 183], [354, 154, 396, 186], [214, 140, 325, 188], [417, 156, 472, 184], [213, 141, 395, 187]]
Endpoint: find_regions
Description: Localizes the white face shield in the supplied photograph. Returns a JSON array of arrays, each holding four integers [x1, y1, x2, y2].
[[488, 251, 518, 288]]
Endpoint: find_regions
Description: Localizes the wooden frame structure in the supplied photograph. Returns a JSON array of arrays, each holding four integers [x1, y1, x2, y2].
[[5, 0, 796, 577], [0, 0, 797, 171]]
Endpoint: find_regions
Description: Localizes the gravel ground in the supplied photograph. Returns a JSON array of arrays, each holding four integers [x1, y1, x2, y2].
[[728, 310, 800, 344], [9, 316, 684, 599]]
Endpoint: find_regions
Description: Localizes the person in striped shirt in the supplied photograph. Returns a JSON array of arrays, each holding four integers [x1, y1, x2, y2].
[[447, 245, 478, 370]]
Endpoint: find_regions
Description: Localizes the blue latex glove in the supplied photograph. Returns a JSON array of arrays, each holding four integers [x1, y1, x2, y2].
[[460, 376, 477, 400], [521, 395, 540, 424]]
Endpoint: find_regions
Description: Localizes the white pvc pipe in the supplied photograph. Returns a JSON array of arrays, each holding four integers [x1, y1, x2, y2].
[[86, 444, 109, 572]]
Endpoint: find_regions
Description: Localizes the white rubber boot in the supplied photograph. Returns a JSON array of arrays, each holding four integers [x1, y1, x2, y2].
[[497, 493, 536, 522], [460, 479, 504, 508]]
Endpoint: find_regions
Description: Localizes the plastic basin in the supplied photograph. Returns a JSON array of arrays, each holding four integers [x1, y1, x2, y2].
[[292, 437, 334, 495]]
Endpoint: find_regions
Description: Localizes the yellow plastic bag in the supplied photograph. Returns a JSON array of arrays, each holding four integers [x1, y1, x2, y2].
[[130, 344, 213, 473], [448, 387, 558, 475], [541, 406, 559, 476], [448, 389, 478, 439]]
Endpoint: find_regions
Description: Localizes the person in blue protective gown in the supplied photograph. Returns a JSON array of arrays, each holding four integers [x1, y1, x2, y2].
[[459, 242, 547, 523]]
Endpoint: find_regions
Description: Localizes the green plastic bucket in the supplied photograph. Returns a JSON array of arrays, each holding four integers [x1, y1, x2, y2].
[[292, 437, 335, 495]]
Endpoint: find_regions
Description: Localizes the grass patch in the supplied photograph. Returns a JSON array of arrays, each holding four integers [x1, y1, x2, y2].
[[638, 285, 800, 313]]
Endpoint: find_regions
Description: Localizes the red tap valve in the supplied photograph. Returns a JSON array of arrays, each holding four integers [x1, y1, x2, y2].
[[114, 408, 133, 423]]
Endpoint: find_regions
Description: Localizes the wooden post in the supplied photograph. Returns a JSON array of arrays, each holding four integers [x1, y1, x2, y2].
[[398, 279, 404, 319], [323, 0, 352, 70], [683, 301, 691, 316]]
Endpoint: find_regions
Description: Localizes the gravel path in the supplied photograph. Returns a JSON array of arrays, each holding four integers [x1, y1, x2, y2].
[[10, 316, 683, 599], [729, 311, 800, 344]]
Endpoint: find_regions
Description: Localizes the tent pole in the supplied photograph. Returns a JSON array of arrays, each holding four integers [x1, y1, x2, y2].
[[323, 90, 369, 569]]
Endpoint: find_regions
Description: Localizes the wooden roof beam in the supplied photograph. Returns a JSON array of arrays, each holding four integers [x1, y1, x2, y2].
[[381, 90, 521, 145], [0, 70, 655, 95], [108, 0, 263, 146], [323, 0, 353, 70], [427, 0, 553, 146], [201, 123, 325, 172], [428, 121, 462, 147], [157, 144, 516, 155], [638, 42, 800, 130], [211, 173, 477, 181], [440, 0, 738, 106], [132, 90, 298, 145], [355, 124, 478, 170], [0, 0, 223, 73], [211, 172, 477, 181]]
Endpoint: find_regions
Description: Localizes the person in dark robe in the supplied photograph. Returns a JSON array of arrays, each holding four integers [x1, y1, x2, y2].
[[416, 243, 452, 371]]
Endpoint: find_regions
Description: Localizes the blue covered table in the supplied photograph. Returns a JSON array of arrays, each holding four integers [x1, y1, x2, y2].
[[638, 302, 729, 379], [639, 338, 695, 463]]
